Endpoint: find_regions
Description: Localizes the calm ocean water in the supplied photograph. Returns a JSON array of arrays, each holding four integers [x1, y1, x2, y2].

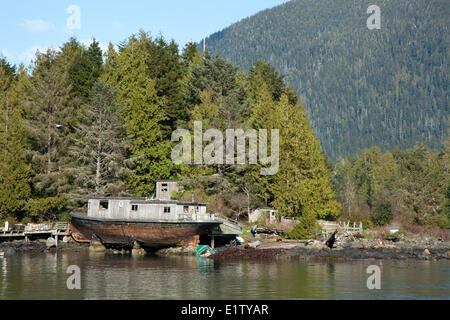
[[1, 249, 449, 300]]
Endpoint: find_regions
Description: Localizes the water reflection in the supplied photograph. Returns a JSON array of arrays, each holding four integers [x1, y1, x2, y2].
[[197, 256, 215, 273], [0, 249, 448, 300]]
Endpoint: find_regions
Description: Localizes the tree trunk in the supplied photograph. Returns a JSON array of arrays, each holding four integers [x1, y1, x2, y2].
[[247, 193, 250, 219], [96, 114, 103, 194], [47, 131, 51, 174], [96, 138, 102, 193], [4, 98, 8, 158]]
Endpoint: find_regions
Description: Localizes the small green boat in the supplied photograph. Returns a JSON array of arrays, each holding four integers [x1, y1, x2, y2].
[[196, 245, 215, 257]]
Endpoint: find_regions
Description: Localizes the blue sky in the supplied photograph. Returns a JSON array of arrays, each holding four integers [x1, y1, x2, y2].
[[1, 0, 288, 66]]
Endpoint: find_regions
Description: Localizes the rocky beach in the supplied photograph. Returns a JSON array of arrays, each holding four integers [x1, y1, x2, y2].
[[209, 237, 450, 261], [1, 236, 449, 262], [0, 239, 89, 254]]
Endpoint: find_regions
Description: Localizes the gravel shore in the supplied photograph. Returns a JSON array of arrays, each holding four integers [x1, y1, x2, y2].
[[210, 238, 450, 261], [2, 236, 449, 261], [0, 239, 88, 254]]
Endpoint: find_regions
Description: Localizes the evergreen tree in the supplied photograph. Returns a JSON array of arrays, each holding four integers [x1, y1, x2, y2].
[[102, 42, 119, 84], [351, 147, 399, 209], [247, 60, 297, 106], [393, 144, 448, 227], [204, 0, 449, 159], [0, 62, 31, 221], [69, 80, 130, 204], [247, 82, 279, 205], [145, 36, 188, 130], [188, 54, 246, 129], [68, 39, 103, 102], [332, 157, 361, 218], [182, 42, 202, 67], [191, 89, 220, 128], [271, 94, 341, 220], [26, 50, 72, 197], [113, 33, 175, 196]]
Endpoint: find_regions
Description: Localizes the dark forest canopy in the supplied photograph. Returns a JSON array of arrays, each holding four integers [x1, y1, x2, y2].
[[202, 0, 449, 160], [0, 21, 448, 234], [0, 34, 341, 228]]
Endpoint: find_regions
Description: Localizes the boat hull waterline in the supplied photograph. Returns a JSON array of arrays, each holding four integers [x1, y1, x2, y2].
[[70, 213, 222, 251]]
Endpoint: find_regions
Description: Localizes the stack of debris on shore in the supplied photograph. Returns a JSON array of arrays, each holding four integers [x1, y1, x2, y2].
[[209, 247, 286, 261]]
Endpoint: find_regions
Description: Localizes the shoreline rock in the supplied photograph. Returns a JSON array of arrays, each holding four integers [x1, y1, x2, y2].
[[156, 245, 197, 256], [2, 237, 448, 261], [208, 238, 450, 261], [0, 239, 88, 254]]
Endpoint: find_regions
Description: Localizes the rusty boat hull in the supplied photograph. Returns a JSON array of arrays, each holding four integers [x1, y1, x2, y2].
[[70, 212, 221, 251]]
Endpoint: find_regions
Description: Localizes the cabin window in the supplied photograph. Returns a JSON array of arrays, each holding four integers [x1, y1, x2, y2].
[[183, 206, 189, 213], [161, 183, 168, 192], [164, 206, 171, 213], [99, 200, 108, 210], [131, 205, 138, 212]]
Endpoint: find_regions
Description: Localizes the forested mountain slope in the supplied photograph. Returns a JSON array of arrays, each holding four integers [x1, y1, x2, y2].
[[203, 0, 449, 159]]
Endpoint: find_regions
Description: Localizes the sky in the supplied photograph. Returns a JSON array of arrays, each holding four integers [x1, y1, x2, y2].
[[1, 0, 289, 66]]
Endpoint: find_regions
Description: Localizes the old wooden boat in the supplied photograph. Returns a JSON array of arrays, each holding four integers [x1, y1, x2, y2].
[[70, 180, 222, 251], [70, 212, 221, 250]]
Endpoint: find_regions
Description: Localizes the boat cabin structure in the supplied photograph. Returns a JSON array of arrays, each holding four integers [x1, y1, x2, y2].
[[87, 180, 209, 221], [70, 180, 242, 250], [88, 197, 208, 221]]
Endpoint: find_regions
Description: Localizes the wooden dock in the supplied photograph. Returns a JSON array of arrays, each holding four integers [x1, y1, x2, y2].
[[212, 215, 242, 236], [0, 222, 71, 246], [317, 220, 363, 237]]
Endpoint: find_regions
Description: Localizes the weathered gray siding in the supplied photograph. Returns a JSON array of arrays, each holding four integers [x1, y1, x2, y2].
[[156, 180, 179, 200], [87, 198, 208, 221]]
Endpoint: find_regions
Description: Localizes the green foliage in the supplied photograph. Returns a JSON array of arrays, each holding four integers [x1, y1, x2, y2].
[[187, 54, 247, 129], [384, 230, 405, 242], [445, 182, 450, 226], [0, 57, 16, 91], [392, 143, 448, 227], [0, 20, 446, 235], [58, 212, 73, 222], [68, 39, 103, 102], [145, 36, 188, 130], [270, 94, 341, 220], [204, 0, 448, 160], [372, 202, 393, 226], [0, 66, 31, 221], [26, 196, 69, 222], [247, 60, 297, 107], [111, 32, 177, 196], [351, 147, 399, 209], [27, 50, 72, 197], [362, 229, 374, 239], [286, 215, 319, 240], [0, 215, 19, 226], [69, 80, 130, 204], [333, 142, 449, 230], [361, 220, 373, 230]]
